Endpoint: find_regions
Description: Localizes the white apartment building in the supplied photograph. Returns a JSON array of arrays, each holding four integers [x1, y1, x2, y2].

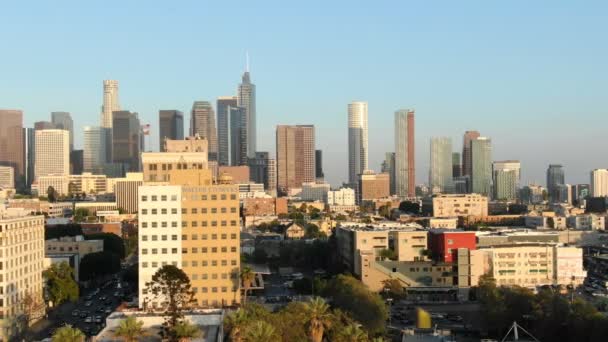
[[327, 188, 356, 206], [300, 182, 331, 202], [591, 169, 608, 197], [69, 173, 108, 194], [0, 206, 45, 340], [0, 166, 14, 189], [567, 214, 605, 230], [34, 129, 70, 179], [34, 175, 70, 195], [432, 194, 488, 218]]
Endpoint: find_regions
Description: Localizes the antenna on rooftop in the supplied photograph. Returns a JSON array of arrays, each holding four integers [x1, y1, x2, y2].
[[246, 50, 250, 73]]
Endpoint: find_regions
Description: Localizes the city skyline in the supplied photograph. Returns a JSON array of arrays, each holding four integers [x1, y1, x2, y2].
[[2, 1, 607, 186]]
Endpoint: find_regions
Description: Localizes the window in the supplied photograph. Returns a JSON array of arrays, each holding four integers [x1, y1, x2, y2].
[[231, 234, 237, 239], [231, 260, 237, 266], [142, 236, 148, 241], [142, 249, 148, 255], [171, 195, 177, 201], [221, 247, 227, 253], [151, 222, 158, 228], [161, 208, 167, 215], [202, 247, 208, 253], [151, 196, 158, 201], [202, 221, 208, 227], [142, 209, 148, 215], [152, 235, 158, 241], [152, 248, 158, 254], [142, 196, 148, 202], [182, 248, 188, 254], [230, 194, 237, 200], [182, 208, 187, 214], [151, 209, 158, 215], [192, 248, 198, 253], [161, 248, 167, 254], [182, 221, 187, 228], [202, 234, 208, 240], [447, 239, 454, 245], [142, 262, 148, 268], [231, 247, 237, 253], [211, 221, 217, 227], [211, 195, 217, 200], [141, 222, 148, 228], [212, 234, 217, 239], [202, 208, 207, 214], [161, 235, 167, 241], [211, 208, 217, 214], [191, 208, 198, 214], [221, 194, 227, 200], [192, 234, 198, 240], [221, 234, 227, 240], [152, 262, 158, 267], [221, 260, 227, 266], [182, 235, 187, 240], [171, 208, 177, 214], [231, 220, 237, 226], [221, 207, 227, 213], [221, 221, 227, 227], [172, 248, 178, 254], [161, 222, 168, 228], [171, 222, 177, 228], [201, 195, 207, 200], [161, 195, 167, 201], [230, 207, 237, 213], [192, 221, 198, 227]]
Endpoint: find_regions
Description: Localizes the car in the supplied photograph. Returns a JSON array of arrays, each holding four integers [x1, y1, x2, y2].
[[113, 291, 121, 297], [94, 316, 102, 323], [85, 316, 93, 323], [97, 307, 105, 313], [99, 296, 107, 301], [80, 312, 88, 318], [84, 301, 93, 307], [105, 308, 112, 314], [446, 314, 464, 322], [430, 313, 445, 319], [71, 310, 79, 317]]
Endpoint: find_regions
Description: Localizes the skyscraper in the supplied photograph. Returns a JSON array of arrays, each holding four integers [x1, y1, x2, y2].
[[462, 130, 480, 183], [471, 137, 492, 196], [429, 137, 453, 194], [217, 96, 238, 165], [51, 112, 74, 151], [112, 111, 141, 172], [394, 109, 415, 198], [452, 152, 462, 178], [547, 164, 565, 203], [315, 150, 324, 180], [591, 169, 608, 197], [248, 151, 276, 193], [492, 160, 521, 201], [191, 101, 218, 161], [348, 101, 368, 185], [229, 107, 247, 166], [83, 126, 107, 174], [34, 121, 55, 130], [237, 65, 256, 158], [381, 152, 396, 195], [24, 128, 35, 186], [34, 129, 70, 178], [159, 110, 184, 151], [101, 80, 120, 128], [276, 125, 315, 195]]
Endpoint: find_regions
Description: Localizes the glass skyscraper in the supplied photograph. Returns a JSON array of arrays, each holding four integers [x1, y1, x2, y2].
[[429, 137, 454, 194], [471, 137, 492, 196]]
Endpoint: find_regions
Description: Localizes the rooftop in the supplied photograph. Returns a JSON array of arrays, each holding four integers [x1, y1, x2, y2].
[[338, 221, 423, 232]]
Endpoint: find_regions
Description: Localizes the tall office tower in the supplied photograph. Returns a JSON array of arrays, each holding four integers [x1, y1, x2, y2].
[[520, 184, 545, 204], [83, 126, 107, 174], [572, 184, 590, 204], [248, 152, 276, 193], [191, 101, 218, 161], [452, 152, 462, 178], [229, 107, 247, 166], [591, 169, 608, 197], [492, 160, 521, 201], [394, 109, 415, 198], [0, 208, 45, 341], [429, 137, 454, 194], [315, 150, 324, 180], [237, 65, 256, 158], [276, 125, 315, 195], [70, 150, 83, 175], [143, 137, 208, 183], [381, 152, 396, 195], [112, 111, 141, 172], [51, 112, 74, 151], [462, 130, 480, 182], [24, 127, 35, 187], [34, 121, 55, 130], [159, 110, 184, 151], [348, 101, 368, 185], [217, 96, 237, 165], [0, 110, 24, 187], [547, 164, 565, 203], [101, 80, 120, 128], [34, 129, 70, 178], [0, 166, 14, 189], [470, 137, 492, 196], [138, 168, 241, 308]]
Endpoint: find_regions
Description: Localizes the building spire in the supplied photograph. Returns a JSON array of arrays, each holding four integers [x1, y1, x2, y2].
[[246, 50, 250, 73]]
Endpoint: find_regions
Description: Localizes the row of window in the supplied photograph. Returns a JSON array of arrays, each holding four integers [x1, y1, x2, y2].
[[141, 233, 237, 242], [140, 221, 239, 228], [141, 195, 178, 202], [141, 246, 238, 255], [143, 286, 236, 295], [141, 259, 238, 268], [142, 194, 237, 202], [140, 207, 238, 215]]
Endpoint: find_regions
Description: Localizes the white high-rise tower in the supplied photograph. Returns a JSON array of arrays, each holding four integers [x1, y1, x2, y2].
[[101, 80, 120, 128], [237, 56, 256, 158], [348, 101, 368, 185]]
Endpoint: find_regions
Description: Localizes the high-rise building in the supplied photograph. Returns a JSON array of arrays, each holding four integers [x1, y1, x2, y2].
[[138, 169, 240, 308], [0, 110, 24, 188], [159, 110, 184, 151], [394, 109, 415, 198], [34, 129, 70, 179], [0, 166, 14, 189], [248, 152, 276, 193], [520, 184, 545, 204], [24, 127, 35, 187], [276, 125, 315, 195], [348, 101, 368, 185], [492, 160, 521, 201], [315, 150, 324, 180], [70, 150, 84, 175], [217, 96, 238, 165], [238, 66, 256, 158], [0, 207, 45, 340], [51, 112, 74, 151], [114, 172, 144, 214], [547, 164, 565, 203], [470, 137, 492, 196], [359, 171, 390, 202], [462, 130, 480, 181], [571, 184, 590, 204], [191, 101, 218, 161], [83, 126, 107, 174], [381, 152, 396, 195], [429, 137, 454, 194], [112, 111, 141, 172], [229, 107, 247, 166], [34, 121, 55, 130], [142, 136, 208, 183], [591, 169, 608, 197], [452, 152, 462, 178], [101, 80, 120, 128]]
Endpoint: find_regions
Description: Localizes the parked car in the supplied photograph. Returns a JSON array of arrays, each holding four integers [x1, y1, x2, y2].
[[71, 310, 79, 317], [85, 316, 93, 323]]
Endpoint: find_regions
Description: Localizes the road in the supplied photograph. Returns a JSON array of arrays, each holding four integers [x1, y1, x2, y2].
[[29, 266, 136, 341]]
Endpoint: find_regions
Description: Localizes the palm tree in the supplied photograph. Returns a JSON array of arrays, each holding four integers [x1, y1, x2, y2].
[[336, 324, 368, 342], [52, 325, 85, 342], [304, 297, 333, 342], [173, 321, 202, 342], [370, 338, 386, 342], [115, 316, 144, 342], [240, 266, 255, 305], [224, 309, 248, 342], [244, 321, 277, 341]]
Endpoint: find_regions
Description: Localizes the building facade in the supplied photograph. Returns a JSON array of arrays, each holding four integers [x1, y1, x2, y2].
[[300, 182, 330, 202], [471, 137, 492, 196], [112, 111, 141, 172], [327, 188, 356, 206], [101, 80, 120, 129], [492, 160, 521, 201], [429, 137, 454, 194], [432, 194, 489, 218], [190, 101, 218, 161], [348, 102, 368, 186], [359, 171, 390, 202], [216, 96, 238, 166], [591, 169, 608, 197], [159, 110, 184, 152], [395, 109, 415, 198], [0, 166, 14, 189], [237, 70, 256, 158], [547, 164, 565, 203], [248, 152, 276, 193], [83, 126, 107, 174], [34, 129, 70, 179], [0, 110, 24, 188], [462, 130, 480, 184], [51, 112, 74, 152], [276, 125, 315, 195]]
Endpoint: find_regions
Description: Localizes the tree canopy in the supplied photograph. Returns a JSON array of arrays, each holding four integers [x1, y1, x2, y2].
[[85, 232, 126, 259], [45, 224, 83, 240], [79, 251, 121, 281], [398, 201, 420, 214], [43, 262, 79, 306]]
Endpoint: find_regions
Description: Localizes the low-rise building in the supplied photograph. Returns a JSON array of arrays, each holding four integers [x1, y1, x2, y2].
[[327, 188, 356, 206], [219, 166, 250, 184], [428, 217, 458, 229], [359, 171, 390, 202], [428, 230, 477, 263], [567, 214, 605, 230], [69, 172, 108, 194], [45, 235, 104, 259], [0, 166, 14, 189], [432, 194, 488, 218], [300, 182, 331, 202]]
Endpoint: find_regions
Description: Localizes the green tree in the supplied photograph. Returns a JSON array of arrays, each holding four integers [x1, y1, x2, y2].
[[378, 205, 391, 218], [244, 321, 277, 341], [381, 279, 403, 299], [52, 325, 85, 342], [335, 324, 368, 342], [85, 232, 126, 259], [79, 251, 121, 281], [145, 265, 195, 341], [47, 186, 57, 203], [45, 224, 83, 240], [115, 316, 144, 342], [378, 248, 397, 261], [73, 208, 89, 222], [224, 309, 249, 342], [43, 262, 79, 306], [240, 266, 256, 305], [173, 321, 202, 341], [398, 201, 419, 214], [304, 297, 333, 342]]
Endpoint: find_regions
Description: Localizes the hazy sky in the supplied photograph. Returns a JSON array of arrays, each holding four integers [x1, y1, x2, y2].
[[2, 1, 606, 187]]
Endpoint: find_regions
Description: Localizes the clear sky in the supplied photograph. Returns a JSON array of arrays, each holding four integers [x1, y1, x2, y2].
[[2, 0, 606, 187]]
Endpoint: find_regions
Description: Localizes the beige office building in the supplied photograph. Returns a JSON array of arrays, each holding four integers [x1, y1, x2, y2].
[[114, 173, 144, 214], [142, 152, 208, 183], [0, 166, 14, 189], [138, 169, 240, 309], [69, 173, 108, 194], [276, 125, 315, 194], [35, 129, 70, 179], [432, 194, 488, 218], [35, 175, 70, 195], [45, 235, 104, 259], [165, 136, 208, 153], [0, 207, 45, 340], [359, 171, 390, 201]]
